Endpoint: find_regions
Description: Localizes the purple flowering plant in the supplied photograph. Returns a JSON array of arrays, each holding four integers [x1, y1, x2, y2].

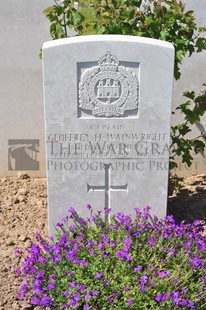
[[16, 205, 206, 309]]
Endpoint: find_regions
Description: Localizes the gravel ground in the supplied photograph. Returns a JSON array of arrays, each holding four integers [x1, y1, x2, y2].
[[0, 173, 206, 309]]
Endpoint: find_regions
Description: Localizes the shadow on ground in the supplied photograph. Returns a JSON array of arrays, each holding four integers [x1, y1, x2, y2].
[[167, 174, 206, 223]]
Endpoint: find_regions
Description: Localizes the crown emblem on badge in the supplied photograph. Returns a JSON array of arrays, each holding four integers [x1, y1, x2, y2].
[[78, 51, 139, 117], [98, 51, 119, 71]]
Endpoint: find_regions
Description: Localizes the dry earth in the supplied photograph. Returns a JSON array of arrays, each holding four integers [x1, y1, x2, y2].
[[0, 173, 206, 309]]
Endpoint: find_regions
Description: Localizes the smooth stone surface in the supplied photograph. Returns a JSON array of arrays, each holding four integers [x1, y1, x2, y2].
[[43, 35, 174, 235]]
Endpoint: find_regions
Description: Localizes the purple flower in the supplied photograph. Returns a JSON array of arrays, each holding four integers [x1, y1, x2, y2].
[[184, 241, 192, 249], [62, 215, 69, 222], [134, 265, 142, 273], [197, 294, 202, 300], [69, 281, 76, 288], [116, 212, 124, 221], [171, 291, 179, 305], [127, 298, 134, 306], [92, 215, 97, 222], [155, 292, 170, 302], [15, 267, 21, 275], [108, 296, 114, 303], [56, 222, 63, 228], [38, 256, 47, 263], [40, 294, 53, 307], [18, 291, 26, 299], [116, 250, 132, 262], [14, 248, 22, 255], [179, 299, 187, 306], [85, 292, 92, 301], [148, 237, 155, 247], [83, 304, 90, 310], [140, 275, 148, 292], [168, 249, 176, 256], [78, 284, 86, 291], [70, 299, 78, 307], [116, 250, 124, 258], [110, 240, 117, 247], [104, 207, 111, 213], [67, 249, 76, 261], [31, 296, 40, 305], [49, 274, 57, 281], [73, 292, 80, 301], [98, 242, 106, 250], [81, 218, 87, 225], [68, 207, 75, 213], [64, 290, 70, 297], [89, 249, 96, 256], [155, 294, 162, 302], [69, 224, 76, 231], [189, 255, 203, 269], [48, 282, 56, 289], [103, 280, 109, 286], [31, 244, 40, 256], [103, 252, 110, 258], [66, 270, 73, 277], [81, 260, 89, 267], [100, 233, 110, 243], [123, 237, 132, 249], [159, 270, 171, 278], [112, 290, 121, 298], [92, 289, 99, 296], [187, 300, 195, 308], [95, 272, 103, 279]]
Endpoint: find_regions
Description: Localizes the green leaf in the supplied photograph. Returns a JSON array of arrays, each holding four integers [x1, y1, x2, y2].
[[160, 30, 169, 40], [179, 124, 191, 136], [182, 152, 193, 166], [169, 161, 178, 170], [183, 91, 195, 100], [67, 11, 84, 27], [193, 140, 205, 154], [195, 94, 206, 109], [196, 37, 206, 52], [176, 50, 184, 63], [43, 6, 55, 14], [50, 22, 65, 39]]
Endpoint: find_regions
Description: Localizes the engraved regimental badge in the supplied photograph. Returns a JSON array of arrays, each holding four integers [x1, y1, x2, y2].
[[78, 52, 139, 117]]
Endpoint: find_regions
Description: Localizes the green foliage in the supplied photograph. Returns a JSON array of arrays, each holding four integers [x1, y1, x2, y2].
[[43, 0, 206, 80], [90, 0, 206, 80], [43, 0, 84, 39], [170, 86, 206, 169], [79, 7, 96, 35]]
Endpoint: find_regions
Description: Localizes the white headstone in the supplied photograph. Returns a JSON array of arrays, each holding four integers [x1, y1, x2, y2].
[[43, 35, 174, 234], [74, 1, 79, 11]]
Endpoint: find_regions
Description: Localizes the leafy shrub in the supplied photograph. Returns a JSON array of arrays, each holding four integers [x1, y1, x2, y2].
[[16, 206, 206, 309], [170, 86, 206, 169], [44, 0, 206, 80]]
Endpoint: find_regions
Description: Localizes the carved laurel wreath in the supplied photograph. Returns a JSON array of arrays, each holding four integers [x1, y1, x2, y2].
[[79, 66, 99, 107], [79, 65, 139, 114], [118, 66, 139, 111]]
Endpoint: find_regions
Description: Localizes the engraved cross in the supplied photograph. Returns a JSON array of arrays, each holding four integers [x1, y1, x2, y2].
[[87, 163, 128, 222]]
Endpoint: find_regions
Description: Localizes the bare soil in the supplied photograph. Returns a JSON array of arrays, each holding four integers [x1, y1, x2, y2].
[[0, 173, 206, 309]]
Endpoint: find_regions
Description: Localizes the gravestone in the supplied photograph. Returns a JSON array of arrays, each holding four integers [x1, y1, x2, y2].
[[43, 35, 174, 234]]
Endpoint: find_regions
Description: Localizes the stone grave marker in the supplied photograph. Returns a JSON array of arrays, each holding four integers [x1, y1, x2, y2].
[[43, 35, 174, 234]]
